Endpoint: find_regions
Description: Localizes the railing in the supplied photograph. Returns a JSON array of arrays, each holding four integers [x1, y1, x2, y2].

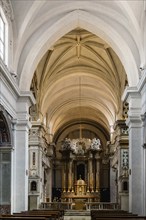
[[41, 202, 120, 210], [85, 202, 120, 210], [41, 202, 73, 210]]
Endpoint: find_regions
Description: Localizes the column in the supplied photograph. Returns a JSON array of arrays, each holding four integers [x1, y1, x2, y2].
[[141, 74, 146, 215], [68, 159, 72, 192], [95, 153, 100, 192], [12, 94, 35, 213], [123, 87, 143, 215], [110, 166, 117, 203], [46, 167, 52, 202], [88, 152, 93, 191], [62, 161, 66, 192], [71, 160, 74, 192]]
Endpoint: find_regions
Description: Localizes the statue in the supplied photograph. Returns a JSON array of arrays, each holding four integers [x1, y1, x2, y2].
[[90, 138, 101, 151], [61, 137, 101, 154], [61, 138, 71, 150]]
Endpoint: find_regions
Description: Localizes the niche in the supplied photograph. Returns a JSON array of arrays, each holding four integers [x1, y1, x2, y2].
[[31, 181, 37, 191], [123, 181, 128, 191], [77, 163, 85, 180]]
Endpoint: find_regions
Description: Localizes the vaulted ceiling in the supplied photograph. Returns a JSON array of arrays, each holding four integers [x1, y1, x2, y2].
[[9, 0, 145, 142], [31, 28, 127, 138]]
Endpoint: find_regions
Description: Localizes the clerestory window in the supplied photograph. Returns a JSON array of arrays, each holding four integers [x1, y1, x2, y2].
[[0, 6, 8, 64]]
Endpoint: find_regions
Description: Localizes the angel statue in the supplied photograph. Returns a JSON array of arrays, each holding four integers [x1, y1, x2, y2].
[[90, 138, 101, 151]]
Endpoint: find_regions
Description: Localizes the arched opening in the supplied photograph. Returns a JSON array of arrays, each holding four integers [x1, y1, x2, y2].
[[31, 181, 37, 191], [0, 112, 11, 214], [77, 163, 85, 180], [1, 0, 145, 214], [0, 6, 8, 65], [28, 25, 129, 209]]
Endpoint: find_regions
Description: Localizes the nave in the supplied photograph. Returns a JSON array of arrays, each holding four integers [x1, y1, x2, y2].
[[1, 0, 146, 217]]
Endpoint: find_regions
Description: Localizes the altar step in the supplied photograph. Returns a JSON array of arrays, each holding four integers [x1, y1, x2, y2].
[[65, 210, 90, 216]]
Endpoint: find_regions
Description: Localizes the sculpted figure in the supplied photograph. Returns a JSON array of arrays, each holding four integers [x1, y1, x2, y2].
[[90, 138, 101, 150]]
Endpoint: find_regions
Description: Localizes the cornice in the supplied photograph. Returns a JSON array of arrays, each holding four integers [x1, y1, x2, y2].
[[1, 59, 35, 104], [122, 70, 146, 102], [0, 59, 19, 96]]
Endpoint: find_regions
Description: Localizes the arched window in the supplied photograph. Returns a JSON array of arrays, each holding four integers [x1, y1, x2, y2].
[[0, 6, 8, 64]]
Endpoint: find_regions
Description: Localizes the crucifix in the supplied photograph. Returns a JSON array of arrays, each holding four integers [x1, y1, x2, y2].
[[76, 34, 81, 59], [79, 124, 84, 140]]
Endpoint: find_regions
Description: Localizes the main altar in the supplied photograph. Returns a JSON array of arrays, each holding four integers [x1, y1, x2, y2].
[[59, 137, 102, 209]]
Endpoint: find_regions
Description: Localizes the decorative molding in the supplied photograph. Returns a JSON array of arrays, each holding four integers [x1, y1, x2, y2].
[[121, 127, 129, 135], [0, 0, 14, 21], [121, 149, 129, 169], [0, 104, 5, 113]]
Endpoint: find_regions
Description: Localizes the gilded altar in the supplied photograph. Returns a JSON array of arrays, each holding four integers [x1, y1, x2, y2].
[[60, 138, 101, 207], [75, 176, 87, 195]]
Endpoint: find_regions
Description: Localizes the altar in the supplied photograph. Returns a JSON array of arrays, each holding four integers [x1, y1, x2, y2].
[[60, 137, 101, 209], [62, 190, 99, 210]]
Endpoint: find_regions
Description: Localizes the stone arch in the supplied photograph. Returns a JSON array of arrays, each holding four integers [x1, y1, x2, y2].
[[0, 106, 12, 146], [19, 9, 139, 91], [0, 106, 12, 214]]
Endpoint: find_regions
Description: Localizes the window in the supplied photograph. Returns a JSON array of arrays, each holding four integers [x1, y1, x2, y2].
[[0, 6, 8, 64]]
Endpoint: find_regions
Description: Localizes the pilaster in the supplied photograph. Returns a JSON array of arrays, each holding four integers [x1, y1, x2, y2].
[[123, 87, 143, 215], [12, 94, 34, 213], [28, 122, 52, 209], [113, 120, 129, 211]]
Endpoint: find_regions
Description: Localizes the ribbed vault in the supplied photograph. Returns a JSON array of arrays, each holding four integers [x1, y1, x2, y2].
[[9, 0, 144, 144], [31, 28, 127, 137]]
